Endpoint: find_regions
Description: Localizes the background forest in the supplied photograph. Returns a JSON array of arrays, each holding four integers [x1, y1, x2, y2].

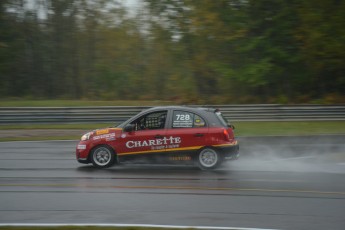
[[0, 0, 344, 104]]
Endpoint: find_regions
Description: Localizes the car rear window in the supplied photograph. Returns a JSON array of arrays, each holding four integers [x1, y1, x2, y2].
[[215, 111, 230, 127]]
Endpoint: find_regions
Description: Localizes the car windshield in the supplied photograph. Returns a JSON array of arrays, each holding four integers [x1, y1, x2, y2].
[[215, 111, 230, 127]]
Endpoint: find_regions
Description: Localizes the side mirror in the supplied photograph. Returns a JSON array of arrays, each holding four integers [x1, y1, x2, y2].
[[229, 124, 235, 130], [124, 124, 135, 132]]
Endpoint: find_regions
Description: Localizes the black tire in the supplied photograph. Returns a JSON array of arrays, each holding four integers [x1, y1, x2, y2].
[[90, 145, 116, 168], [197, 147, 222, 170]]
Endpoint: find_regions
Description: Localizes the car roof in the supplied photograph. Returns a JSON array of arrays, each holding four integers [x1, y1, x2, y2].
[[142, 106, 217, 114], [117, 106, 223, 128]]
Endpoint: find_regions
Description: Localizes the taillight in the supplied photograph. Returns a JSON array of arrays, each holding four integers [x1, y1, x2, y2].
[[223, 129, 230, 141]]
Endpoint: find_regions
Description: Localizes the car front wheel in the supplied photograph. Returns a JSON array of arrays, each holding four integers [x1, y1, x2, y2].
[[91, 145, 116, 168], [197, 148, 221, 170]]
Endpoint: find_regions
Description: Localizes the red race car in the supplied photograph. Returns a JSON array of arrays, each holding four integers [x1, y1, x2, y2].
[[76, 106, 239, 170]]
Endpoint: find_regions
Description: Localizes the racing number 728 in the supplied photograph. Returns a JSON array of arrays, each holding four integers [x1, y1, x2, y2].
[[176, 114, 190, 121]]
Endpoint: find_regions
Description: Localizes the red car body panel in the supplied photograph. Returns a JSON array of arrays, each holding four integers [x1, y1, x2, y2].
[[76, 106, 239, 168]]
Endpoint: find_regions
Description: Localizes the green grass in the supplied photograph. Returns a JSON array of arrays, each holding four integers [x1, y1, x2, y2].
[[2, 121, 345, 135], [0, 136, 80, 142], [234, 121, 345, 136], [0, 123, 114, 130], [0, 100, 173, 107], [0, 121, 344, 142]]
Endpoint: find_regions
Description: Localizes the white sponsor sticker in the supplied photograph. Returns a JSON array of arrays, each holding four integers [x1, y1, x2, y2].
[[126, 136, 181, 149], [93, 133, 116, 141], [77, 144, 86, 150]]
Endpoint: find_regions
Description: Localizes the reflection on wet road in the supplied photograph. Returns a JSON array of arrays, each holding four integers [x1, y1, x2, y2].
[[0, 138, 345, 230]]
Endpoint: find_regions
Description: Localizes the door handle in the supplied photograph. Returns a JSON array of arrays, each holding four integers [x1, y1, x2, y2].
[[155, 135, 164, 139], [194, 133, 204, 137]]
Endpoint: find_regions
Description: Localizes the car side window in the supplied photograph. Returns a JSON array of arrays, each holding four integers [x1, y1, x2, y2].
[[172, 111, 206, 128], [131, 111, 167, 131]]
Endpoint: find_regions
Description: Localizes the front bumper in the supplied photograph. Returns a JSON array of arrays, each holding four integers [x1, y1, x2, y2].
[[76, 142, 90, 164], [77, 158, 89, 164]]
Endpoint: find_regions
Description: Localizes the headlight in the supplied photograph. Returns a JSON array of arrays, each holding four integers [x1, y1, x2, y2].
[[81, 132, 92, 141]]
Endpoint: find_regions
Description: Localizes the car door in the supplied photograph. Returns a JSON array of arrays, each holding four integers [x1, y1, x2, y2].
[[116, 110, 168, 159], [165, 110, 209, 158]]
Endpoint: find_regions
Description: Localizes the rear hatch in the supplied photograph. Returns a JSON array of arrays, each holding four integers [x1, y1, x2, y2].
[[215, 111, 235, 140]]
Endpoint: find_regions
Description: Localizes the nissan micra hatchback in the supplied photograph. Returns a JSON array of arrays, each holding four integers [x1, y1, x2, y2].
[[76, 106, 239, 170]]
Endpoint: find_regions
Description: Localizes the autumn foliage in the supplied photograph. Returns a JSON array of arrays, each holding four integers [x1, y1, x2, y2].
[[0, 0, 344, 104]]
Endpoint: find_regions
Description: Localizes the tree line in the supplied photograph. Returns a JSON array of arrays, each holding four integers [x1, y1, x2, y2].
[[0, 0, 344, 104]]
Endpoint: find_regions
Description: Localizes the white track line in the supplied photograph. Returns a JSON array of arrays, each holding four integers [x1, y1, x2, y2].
[[0, 223, 278, 230]]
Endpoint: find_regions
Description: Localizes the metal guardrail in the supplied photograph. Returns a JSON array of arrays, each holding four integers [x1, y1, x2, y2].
[[0, 105, 344, 124]]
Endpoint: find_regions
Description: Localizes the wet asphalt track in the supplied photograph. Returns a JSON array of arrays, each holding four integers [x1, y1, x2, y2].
[[0, 136, 345, 230]]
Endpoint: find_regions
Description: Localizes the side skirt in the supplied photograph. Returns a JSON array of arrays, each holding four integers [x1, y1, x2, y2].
[[118, 150, 197, 165]]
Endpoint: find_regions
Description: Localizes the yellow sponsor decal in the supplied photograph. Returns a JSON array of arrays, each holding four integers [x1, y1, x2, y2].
[[213, 141, 238, 147], [170, 156, 192, 161], [96, 129, 109, 135], [118, 146, 202, 156], [118, 142, 238, 157]]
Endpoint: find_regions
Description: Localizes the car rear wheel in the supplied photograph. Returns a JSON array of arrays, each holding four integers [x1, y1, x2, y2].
[[91, 145, 116, 168], [197, 148, 221, 170]]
